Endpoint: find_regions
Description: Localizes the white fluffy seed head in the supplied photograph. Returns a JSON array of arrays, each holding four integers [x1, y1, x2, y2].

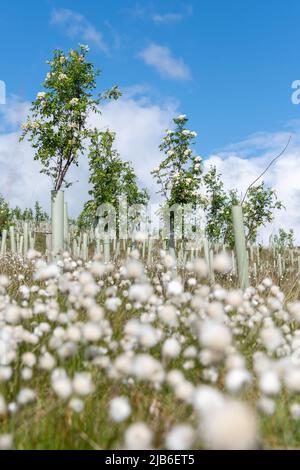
[[213, 253, 232, 273], [17, 388, 36, 406], [21, 367, 33, 381], [69, 398, 84, 413], [39, 353, 56, 371], [0, 434, 13, 450], [201, 400, 258, 450], [124, 422, 153, 450], [290, 402, 300, 420], [174, 380, 195, 403], [165, 424, 195, 450], [227, 290, 243, 308], [82, 322, 102, 342], [166, 369, 185, 387], [125, 261, 144, 279], [22, 352, 36, 368], [52, 376, 73, 399], [132, 354, 164, 382], [225, 368, 252, 393], [257, 396, 276, 416], [260, 327, 283, 353], [34, 263, 60, 281], [128, 284, 153, 303], [259, 371, 281, 396], [162, 338, 181, 359], [193, 259, 208, 278], [167, 280, 183, 297], [199, 321, 232, 352], [73, 372, 94, 396], [158, 305, 178, 327], [288, 302, 300, 322], [5, 306, 21, 324], [109, 396, 131, 422], [284, 367, 300, 392], [192, 386, 225, 417]]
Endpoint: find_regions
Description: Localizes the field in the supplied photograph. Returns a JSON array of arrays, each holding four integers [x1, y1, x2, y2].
[[2, 0, 300, 455], [0, 240, 300, 450]]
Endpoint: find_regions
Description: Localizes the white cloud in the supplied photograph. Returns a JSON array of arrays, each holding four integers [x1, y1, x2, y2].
[[0, 96, 30, 129], [51, 8, 109, 54], [204, 127, 300, 242], [152, 13, 183, 24], [139, 44, 191, 80], [131, 3, 192, 23], [2, 96, 300, 242], [0, 94, 177, 217], [89, 95, 177, 189]]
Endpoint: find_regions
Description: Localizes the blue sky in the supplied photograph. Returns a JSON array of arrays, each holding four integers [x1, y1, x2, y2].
[[1, 0, 300, 152], [1, 0, 300, 238]]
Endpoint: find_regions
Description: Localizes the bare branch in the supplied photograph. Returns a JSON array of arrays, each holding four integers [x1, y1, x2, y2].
[[241, 135, 292, 205]]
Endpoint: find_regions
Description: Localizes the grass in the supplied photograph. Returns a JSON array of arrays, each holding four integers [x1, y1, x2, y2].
[[0, 247, 300, 450]]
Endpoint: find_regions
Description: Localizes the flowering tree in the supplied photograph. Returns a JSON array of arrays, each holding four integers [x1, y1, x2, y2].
[[152, 115, 203, 206], [152, 116, 283, 248], [78, 129, 148, 233], [152, 115, 204, 245], [20, 44, 121, 190]]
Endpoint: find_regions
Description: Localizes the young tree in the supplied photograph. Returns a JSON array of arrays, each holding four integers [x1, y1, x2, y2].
[[152, 115, 203, 206], [203, 166, 284, 247], [152, 116, 284, 248], [274, 228, 295, 252], [11, 206, 22, 223], [152, 115, 205, 246], [20, 44, 121, 190], [22, 208, 34, 221], [78, 129, 149, 234], [77, 200, 97, 232], [0, 194, 11, 232], [202, 166, 239, 246], [242, 184, 284, 244], [0, 195, 49, 235], [34, 201, 49, 224]]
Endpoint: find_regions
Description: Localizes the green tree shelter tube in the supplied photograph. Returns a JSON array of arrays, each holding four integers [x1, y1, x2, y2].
[[232, 205, 249, 289], [23, 222, 28, 258], [64, 202, 69, 251], [9, 226, 16, 254], [1, 229, 7, 256], [51, 190, 64, 257]]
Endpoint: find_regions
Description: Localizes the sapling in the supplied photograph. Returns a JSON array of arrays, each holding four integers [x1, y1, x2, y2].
[[203, 166, 283, 248], [78, 129, 148, 238], [0, 194, 11, 233], [20, 44, 121, 255], [152, 115, 204, 251], [34, 201, 49, 226], [274, 228, 295, 253]]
